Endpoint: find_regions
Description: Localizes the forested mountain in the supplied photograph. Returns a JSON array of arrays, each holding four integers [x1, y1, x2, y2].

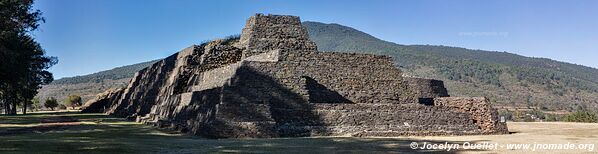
[[37, 22, 598, 113], [36, 60, 157, 103], [52, 60, 159, 84], [303, 21, 598, 112]]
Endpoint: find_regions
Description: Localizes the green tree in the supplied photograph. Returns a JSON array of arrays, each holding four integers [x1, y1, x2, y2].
[[64, 94, 82, 109], [31, 97, 40, 111], [1, 0, 56, 115], [44, 97, 58, 111]]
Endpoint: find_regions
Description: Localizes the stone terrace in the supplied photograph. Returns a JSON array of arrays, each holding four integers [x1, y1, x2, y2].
[[83, 13, 508, 138]]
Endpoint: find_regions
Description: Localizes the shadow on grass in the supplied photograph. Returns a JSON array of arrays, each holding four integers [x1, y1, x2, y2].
[[0, 111, 124, 125], [181, 138, 490, 153], [0, 111, 490, 153]]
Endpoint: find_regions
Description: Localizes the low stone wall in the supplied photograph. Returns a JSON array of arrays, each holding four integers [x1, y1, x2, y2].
[[434, 97, 509, 134]]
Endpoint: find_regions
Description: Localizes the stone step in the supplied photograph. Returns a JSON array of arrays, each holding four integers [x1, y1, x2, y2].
[[190, 62, 242, 91]]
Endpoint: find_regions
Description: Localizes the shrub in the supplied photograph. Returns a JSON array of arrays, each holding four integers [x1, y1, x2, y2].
[[58, 104, 67, 110], [31, 97, 41, 111], [498, 111, 513, 121], [562, 110, 598, 123], [64, 94, 82, 109], [44, 97, 59, 110]]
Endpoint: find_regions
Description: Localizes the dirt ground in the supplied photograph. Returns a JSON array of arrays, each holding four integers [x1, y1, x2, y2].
[[411, 122, 598, 153]]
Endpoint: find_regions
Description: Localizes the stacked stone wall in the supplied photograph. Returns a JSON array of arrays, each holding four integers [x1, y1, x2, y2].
[[434, 97, 509, 134], [404, 77, 450, 106], [80, 13, 510, 138], [240, 13, 317, 58], [243, 52, 415, 104], [107, 53, 178, 118]]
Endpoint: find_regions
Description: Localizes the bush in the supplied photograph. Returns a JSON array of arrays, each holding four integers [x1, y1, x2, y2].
[[31, 97, 41, 111], [522, 116, 535, 122], [529, 109, 545, 120], [64, 94, 82, 109], [58, 104, 67, 110], [544, 114, 559, 122], [498, 111, 513, 121], [562, 110, 598, 123], [44, 97, 59, 110]]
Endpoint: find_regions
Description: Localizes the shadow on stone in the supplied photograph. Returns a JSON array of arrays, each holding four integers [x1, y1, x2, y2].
[[417, 98, 435, 106], [212, 66, 330, 137], [302, 76, 352, 104]]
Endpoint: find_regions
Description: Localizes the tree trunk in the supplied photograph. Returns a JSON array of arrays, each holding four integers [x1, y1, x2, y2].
[[2, 100, 6, 115], [4, 103, 8, 115], [10, 102, 17, 115], [5, 93, 17, 115], [22, 102, 27, 115], [7, 102, 13, 115]]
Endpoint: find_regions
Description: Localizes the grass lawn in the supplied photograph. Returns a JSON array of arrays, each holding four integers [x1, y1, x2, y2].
[[0, 111, 468, 153]]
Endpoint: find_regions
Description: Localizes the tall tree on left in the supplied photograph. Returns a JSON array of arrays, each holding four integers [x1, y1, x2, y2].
[[0, 0, 57, 115]]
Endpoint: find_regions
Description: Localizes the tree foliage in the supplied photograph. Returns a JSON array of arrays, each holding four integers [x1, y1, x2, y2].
[[0, 0, 56, 114], [562, 110, 598, 123], [44, 97, 58, 111], [31, 97, 40, 111], [64, 94, 82, 109]]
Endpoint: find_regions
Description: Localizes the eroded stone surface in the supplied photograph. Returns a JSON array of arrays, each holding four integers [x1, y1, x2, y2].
[[434, 97, 509, 134], [86, 13, 508, 138], [80, 88, 123, 113]]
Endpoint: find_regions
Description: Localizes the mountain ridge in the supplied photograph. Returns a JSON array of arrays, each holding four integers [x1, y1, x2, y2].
[[52, 60, 160, 84], [303, 21, 598, 111]]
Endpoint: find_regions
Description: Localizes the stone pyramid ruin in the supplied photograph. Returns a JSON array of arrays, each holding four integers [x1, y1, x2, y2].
[[82, 13, 508, 138]]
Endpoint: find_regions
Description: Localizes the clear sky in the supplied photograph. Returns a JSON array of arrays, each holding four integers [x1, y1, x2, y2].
[[32, 0, 598, 78]]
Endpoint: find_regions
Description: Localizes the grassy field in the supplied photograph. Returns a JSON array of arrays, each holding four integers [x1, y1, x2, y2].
[[0, 111, 597, 153]]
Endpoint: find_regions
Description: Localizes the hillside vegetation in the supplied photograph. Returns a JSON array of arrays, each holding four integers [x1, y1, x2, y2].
[[36, 22, 598, 113], [36, 60, 157, 103], [303, 21, 598, 112], [52, 60, 158, 85]]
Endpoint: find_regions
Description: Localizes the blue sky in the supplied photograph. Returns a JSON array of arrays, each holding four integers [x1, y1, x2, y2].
[[32, 0, 598, 78]]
